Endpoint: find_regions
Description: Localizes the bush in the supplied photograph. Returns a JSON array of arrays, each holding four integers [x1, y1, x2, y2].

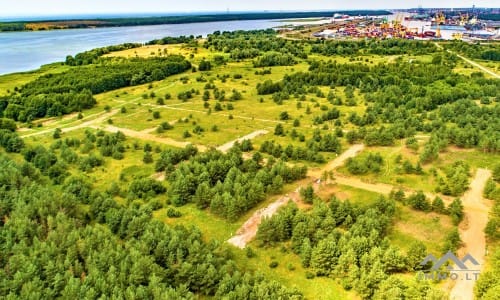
[[166, 208, 182, 218], [128, 178, 166, 199], [53, 128, 62, 139], [0, 118, 16, 131], [245, 247, 255, 258], [346, 153, 383, 175], [199, 60, 211, 71], [143, 152, 153, 164], [274, 124, 285, 136], [269, 261, 279, 268]]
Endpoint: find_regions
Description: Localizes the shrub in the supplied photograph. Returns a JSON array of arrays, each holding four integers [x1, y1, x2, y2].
[[167, 208, 182, 218]]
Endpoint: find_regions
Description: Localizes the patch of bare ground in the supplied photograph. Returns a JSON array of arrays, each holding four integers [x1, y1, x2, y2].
[[228, 184, 312, 249], [93, 124, 207, 151], [216, 130, 269, 153]]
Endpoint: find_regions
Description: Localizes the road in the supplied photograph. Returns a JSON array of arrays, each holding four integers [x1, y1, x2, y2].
[[227, 187, 301, 249]]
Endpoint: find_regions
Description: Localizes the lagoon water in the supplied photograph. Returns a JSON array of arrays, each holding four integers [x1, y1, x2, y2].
[[0, 19, 281, 75], [0, 17, 469, 75]]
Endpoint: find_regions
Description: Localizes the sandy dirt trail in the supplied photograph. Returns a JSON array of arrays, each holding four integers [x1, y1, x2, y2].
[[326, 144, 365, 170], [334, 175, 453, 204], [227, 144, 364, 248], [449, 168, 492, 300], [92, 124, 208, 151], [453, 52, 500, 79], [227, 187, 302, 249], [20, 110, 118, 138], [216, 130, 269, 153]]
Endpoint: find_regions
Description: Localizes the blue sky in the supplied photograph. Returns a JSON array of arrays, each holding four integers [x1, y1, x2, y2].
[[1, 0, 498, 17]]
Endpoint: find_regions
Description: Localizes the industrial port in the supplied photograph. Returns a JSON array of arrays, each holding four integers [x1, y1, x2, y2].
[[280, 8, 500, 41]]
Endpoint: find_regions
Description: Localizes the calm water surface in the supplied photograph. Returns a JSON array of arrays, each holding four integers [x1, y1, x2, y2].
[[0, 19, 280, 75], [0, 17, 467, 75]]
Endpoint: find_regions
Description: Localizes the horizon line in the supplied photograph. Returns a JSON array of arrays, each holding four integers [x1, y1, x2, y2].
[[2, 7, 498, 19]]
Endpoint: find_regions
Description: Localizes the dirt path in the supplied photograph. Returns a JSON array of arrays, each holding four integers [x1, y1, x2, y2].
[[40, 112, 79, 127], [326, 144, 365, 170], [227, 144, 364, 248], [227, 142, 470, 249], [20, 110, 118, 138], [435, 43, 498, 79], [334, 175, 453, 204], [450, 168, 492, 300], [148, 103, 285, 124], [92, 124, 207, 151], [453, 52, 500, 79], [216, 130, 269, 153], [228, 187, 302, 249]]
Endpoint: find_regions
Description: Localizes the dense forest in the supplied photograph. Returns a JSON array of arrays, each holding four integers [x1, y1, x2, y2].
[[0, 150, 305, 298], [161, 146, 307, 221], [0, 55, 191, 122]]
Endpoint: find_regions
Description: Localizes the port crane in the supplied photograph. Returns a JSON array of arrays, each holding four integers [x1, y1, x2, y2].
[[435, 12, 445, 38]]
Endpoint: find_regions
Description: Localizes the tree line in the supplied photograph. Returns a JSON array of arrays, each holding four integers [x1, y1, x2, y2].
[[444, 41, 500, 62], [1, 55, 191, 122], [65, 43, 142, 66]]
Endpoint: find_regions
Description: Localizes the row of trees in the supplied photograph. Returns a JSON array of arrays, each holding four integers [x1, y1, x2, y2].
[[260, 140, 325, 163], [311, 39, 438, 56], [390, 190, 464, 226], [65, 43, 142, 66], [444, 41, 500, 62], [0, 55, 191, 122], [23, 55, 191, 96]]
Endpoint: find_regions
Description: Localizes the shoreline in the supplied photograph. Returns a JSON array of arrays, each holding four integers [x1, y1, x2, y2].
[[0, 10, 391, 32]]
